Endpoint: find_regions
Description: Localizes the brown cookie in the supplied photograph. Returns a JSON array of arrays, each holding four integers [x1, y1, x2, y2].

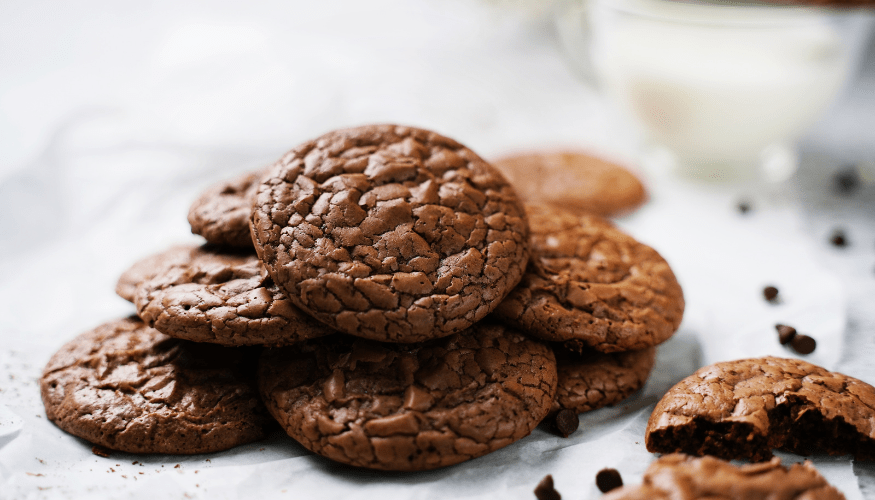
[[491, 151, 646, 218], [494, 203, 684, 353], [40, 317, 271, 454], [116, 244, 201, 302], [250, 124, 529, 343], [134, 245, 334, 346], [188, 169, 266, 248], [602, 454, 845, 500], [552, 346, 655, 415], [258, 320, 557, 470], [645, 356, 875, 462]]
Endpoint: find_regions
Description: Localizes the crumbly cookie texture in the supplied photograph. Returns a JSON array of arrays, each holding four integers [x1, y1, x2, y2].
[[495, 203, 684, 352], [491, 150, 647, 217], [116, 244, 201, 302], [188, 169, 266, 248], [602, 453, 845, 500], [250, 124, 529, 343], [646, 356, 875, 462], [134, 246, 334, 346], [258, 321, 557, 471], [40, 317, 271, 454], [552, 346, 655, 415]]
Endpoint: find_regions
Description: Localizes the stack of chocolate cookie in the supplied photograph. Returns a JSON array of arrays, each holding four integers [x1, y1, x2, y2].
[[40, 124, 685, 471]]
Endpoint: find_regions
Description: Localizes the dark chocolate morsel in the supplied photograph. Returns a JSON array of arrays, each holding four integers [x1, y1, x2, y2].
[[534, 474, 562, 500], [763, 286, 779, 303], [596, 468, 624, 493], [553, 409, 579, 438], [776, 324, 797, 345], [790, 334, 817, 355]]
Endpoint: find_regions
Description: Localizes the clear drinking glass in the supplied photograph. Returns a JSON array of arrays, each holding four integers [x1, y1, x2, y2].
[[556, 0, 874, 181]]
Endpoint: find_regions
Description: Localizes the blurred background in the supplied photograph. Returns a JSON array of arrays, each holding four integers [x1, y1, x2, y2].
[[2, 1, 875, 498]]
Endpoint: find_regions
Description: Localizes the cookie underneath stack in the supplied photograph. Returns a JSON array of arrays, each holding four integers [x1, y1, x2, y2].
[[41, 124, 684, 470]]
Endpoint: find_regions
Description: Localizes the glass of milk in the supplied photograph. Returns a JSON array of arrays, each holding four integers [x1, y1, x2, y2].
[[557, 0, 873, 181]]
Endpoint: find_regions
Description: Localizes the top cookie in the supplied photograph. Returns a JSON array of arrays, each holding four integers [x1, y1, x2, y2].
[[188, 169, 265, 248], [491, 151, 646, 218], [250, 124, 529, 343], [602, 454, 845, 500], [494, 203, 684, 353], [645, 356, 875, 462]]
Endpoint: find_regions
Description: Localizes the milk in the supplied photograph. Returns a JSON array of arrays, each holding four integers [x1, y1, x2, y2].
[[586, 0, 855, 179]]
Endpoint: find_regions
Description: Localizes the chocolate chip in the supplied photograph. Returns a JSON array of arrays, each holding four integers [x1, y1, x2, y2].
[[830, 229, 848, 247], [553, 409, 579, 438], [91, 445, 111, 458], [534, 474, 561, 500], [833, 166, 860, 195], [596, 468, 623, 493], [775, 324, 797, 345], [791, 334, 817, 355], [737, 201, 751, 214], [763, 286, 779, 303]]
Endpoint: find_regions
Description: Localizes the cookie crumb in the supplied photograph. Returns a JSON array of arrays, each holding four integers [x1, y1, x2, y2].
[[833, 166, 860, 195], [534, 474, 561, 500], [737, 201, 752, 214], [763, 286, 779, 303], [553, 409, 579, 438], [596, 468, 623, 493], [830, 229, 848, 247], [790, 334, 817, 355], [91, 446, 111, 458], [775, 324, 797, 345], [174, 464, 180, 469]]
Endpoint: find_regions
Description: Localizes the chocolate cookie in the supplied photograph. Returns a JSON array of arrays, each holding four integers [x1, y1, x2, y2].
[[602, 454, 845, 500], [116, 244, 201, 302], [552, 346, 655, 415], [40, 317, 271, 454], [250, 124, 529, 343], [645, 356, 875, 462], [491, 151, 646, 218], [494, 204, 684, 353], [258, 320, 557, 470], [134, 245, 334, 346], [188, 169, 265, 248]]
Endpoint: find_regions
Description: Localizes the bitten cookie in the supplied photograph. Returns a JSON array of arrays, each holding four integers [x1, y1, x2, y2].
[[491, 150, 646, 218], [258, 320, 557, 470], [602, 454, 845, 500], [40, 317, 271, 454], [494, 203, 684, 353], [134, 245, 334, 346], [116, 244, 201, 302], [645, 356, 875, 462], [552, 346, 655, 415], [188, 169, 266, 248], [250, 124, 529, 343]]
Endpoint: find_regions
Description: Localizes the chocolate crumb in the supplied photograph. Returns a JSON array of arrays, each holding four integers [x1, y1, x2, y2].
[[834, 166, 860, 195], [553, 409, 579, 438], [737, 201, 751, 214], [830, 229, 848, 247], [790, 334, 817, 355], [763, 286, 779, 303], [596, 468, 623, 493], [174, 464, 180, 469], [534, 474, 561, 500], [91, 446, 111, 458], [775, 324, 797, 345]]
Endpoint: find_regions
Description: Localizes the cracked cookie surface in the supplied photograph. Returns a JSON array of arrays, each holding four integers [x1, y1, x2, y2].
[[134, 245, 334, 346], [646, 356, 875, 462], [552, 346, 655, 415], [603, 454, 845, 500], [116, 244, 202, 302], [188, 169, 266, 248], [258, 320, 557, 470], [492, 151, 647, 217], [494, 203, 683, 353], [40, 317, 271, 454], [250, 124, 528, 343]]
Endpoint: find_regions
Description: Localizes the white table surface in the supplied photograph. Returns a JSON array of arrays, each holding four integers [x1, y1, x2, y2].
[[2, 1, 875, 499]]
